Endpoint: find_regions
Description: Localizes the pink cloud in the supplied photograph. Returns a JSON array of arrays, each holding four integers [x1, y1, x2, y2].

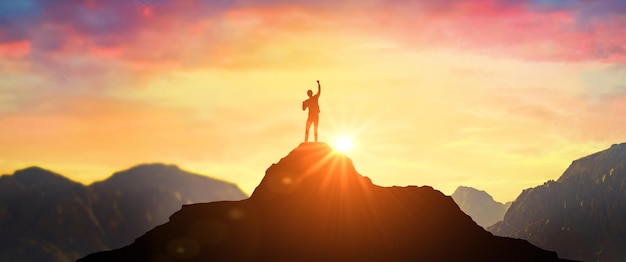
[[4, 0, 624, 72], [336, 0, 626, 64], [0, 40, 30, 58]]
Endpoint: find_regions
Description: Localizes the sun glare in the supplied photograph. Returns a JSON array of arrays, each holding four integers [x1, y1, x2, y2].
[[334, 136, 353, 153]]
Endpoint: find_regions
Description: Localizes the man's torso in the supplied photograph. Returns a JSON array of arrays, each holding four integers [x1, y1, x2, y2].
[[304, 96, 320, 116]]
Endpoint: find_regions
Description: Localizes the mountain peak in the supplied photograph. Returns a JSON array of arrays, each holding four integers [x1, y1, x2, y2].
[[80, 143, 564, 261], [13, 166, 63, 178], [111, 163, 182, 177], [91, 163, 246, 202], [99, 163, 188, 186], [451, 186, 509, 228], [2, 166, 80, 189], [251, 142, 367, 199], [558, 142, 626, 183], [453, 186, 496, 202], [609, 142, 626, 150]]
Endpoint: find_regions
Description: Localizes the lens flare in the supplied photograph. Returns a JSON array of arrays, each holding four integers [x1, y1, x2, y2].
[[334, 136, 353, 153]]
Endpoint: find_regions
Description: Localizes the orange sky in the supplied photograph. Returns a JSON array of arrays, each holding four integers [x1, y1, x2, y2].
[[2, 0, 626, 202]]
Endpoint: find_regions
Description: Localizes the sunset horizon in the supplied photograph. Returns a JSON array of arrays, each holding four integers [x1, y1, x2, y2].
[[3, 0, 626, 203]]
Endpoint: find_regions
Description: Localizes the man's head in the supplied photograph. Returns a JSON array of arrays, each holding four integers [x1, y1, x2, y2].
[[307, 90, 313, 97]]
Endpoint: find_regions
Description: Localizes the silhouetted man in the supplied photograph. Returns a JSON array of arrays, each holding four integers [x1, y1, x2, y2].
[[303, 80, 321, 142]]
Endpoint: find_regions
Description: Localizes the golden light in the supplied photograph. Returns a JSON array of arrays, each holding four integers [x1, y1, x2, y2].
[[334, 136, 353, 153]]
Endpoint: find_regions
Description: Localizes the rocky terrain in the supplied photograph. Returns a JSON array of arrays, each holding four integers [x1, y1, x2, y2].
[[490, 143, 626, 262], [80, 143, 566, 262], [0, 164, 247, 262]]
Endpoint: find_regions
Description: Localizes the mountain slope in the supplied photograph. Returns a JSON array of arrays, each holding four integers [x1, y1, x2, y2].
[[0, 164, 247, 262], [88, 164, 247, 250], [451, 186, 510, 228], [490, 143, 626, 262], [80, 143, 566, 261], [0, 167, 98, 262]]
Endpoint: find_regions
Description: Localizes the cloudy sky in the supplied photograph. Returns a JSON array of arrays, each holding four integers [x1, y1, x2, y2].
[[2, 0, 626, 202]]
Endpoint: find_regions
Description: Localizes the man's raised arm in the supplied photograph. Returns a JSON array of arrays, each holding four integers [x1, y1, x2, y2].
[[316, 80, 321, 97]]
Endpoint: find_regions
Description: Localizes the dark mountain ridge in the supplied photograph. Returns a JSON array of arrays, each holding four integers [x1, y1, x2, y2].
[[490, 143, 626, 262], [80, 143, 568, 261], [0, 164, 248, 262], [451, 186, 511, 228], [0, 166, 82, 194]]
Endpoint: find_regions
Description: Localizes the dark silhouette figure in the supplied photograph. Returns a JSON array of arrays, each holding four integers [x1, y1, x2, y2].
[[302, 80, 321, 142]]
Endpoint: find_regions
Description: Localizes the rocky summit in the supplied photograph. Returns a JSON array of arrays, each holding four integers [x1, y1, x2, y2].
[[490, 143, 626, 262], [451, 186, 511, 229], [80, 143, 566, 262]]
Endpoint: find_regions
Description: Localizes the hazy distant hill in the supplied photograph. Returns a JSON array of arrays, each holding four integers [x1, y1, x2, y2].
[[490, 143, 626, 262], [0, 164, 248, 262], [451, 186, 511, 228], [80, 143, 567, 261]]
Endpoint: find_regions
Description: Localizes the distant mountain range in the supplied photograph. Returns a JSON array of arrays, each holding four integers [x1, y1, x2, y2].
[[490, 143, 626, 262], [451, 186, 511, 228], [0, 164, 248, 262], [80, 143, 568, 261]]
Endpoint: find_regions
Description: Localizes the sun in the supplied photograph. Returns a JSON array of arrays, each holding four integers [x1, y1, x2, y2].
[[334, 136, 353, 153]]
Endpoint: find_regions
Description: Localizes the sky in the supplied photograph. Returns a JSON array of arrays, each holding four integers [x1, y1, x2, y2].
[[1, 0, 626, 202]]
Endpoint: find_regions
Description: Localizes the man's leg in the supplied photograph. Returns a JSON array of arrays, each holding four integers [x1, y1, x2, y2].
[[305, 119, 312, 142], [313, 118, 319, 142]]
